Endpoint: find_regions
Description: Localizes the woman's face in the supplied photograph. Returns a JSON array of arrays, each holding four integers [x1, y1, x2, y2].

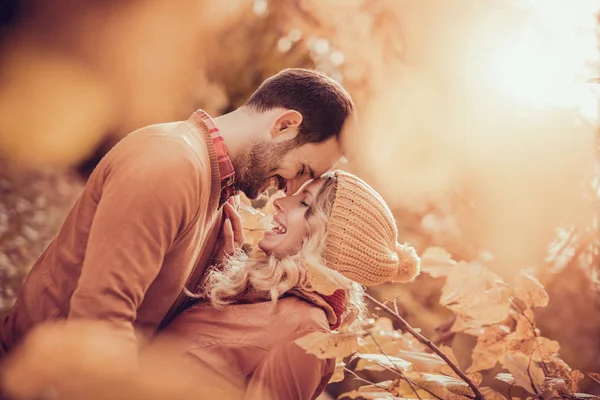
[[258, 179, 325, 257]]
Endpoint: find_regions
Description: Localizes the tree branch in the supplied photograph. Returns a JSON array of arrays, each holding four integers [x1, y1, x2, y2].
[[343, 367, 384, 388], [364, 292, 484, 400], [361, 321, 422, 400]]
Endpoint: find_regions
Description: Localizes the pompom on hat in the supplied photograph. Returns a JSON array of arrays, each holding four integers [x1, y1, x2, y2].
[[323, 170, 420, 286]]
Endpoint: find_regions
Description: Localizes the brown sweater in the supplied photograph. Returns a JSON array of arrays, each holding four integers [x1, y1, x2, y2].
[[0, 114, 223, 352]]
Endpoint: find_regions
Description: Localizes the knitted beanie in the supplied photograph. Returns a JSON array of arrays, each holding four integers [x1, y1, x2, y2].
[[324, 170, 420, 286]]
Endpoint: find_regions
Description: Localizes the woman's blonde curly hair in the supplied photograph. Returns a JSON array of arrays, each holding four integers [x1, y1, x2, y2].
[[198, 173, 367, 331]]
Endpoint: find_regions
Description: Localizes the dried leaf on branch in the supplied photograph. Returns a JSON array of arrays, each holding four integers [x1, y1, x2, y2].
[[504, 352, 545, 395], [440, 261, 511, 329], [468, 324, 512, 372], [294, 331, 360, 359], [330, 360, 346, 383], [513, 270, 550, 309], [353, 353, 415, 373]]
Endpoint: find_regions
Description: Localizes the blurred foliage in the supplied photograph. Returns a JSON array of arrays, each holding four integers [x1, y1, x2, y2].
[[1, 320, 242, 400], [0, 165, 82, 314], [0, 0, 598, 398]]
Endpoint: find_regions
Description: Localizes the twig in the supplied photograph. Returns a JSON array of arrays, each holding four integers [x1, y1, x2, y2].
[[346, 365, 444, 400], [406, 379, 444, 400], [525, 353, 543, 400], [343, 367, 386, 389], [508, 382, 516, 399], [510, 298, 551, 376], [360, 321, 422, 400], [393, 297, 401, 316], [365, 292, 484, 400]]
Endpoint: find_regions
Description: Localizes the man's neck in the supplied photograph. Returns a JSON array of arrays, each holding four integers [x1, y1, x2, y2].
[[213, 109, 255, 160], [213, 107, 281, 160]]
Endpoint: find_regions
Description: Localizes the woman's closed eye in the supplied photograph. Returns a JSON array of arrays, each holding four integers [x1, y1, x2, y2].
[[300, 200, 309, 207]]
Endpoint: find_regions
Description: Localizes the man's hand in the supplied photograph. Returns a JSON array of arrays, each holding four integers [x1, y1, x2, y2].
[[212, 199, 245, 265]]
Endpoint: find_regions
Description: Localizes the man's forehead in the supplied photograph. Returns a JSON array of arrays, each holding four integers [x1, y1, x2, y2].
[[297, 138, 343, 174]]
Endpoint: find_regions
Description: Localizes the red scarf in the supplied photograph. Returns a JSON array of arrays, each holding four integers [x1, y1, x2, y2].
[[320, 289, 347, 330]]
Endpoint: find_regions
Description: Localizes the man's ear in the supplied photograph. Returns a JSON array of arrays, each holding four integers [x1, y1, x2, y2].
[[268, 110, 303, 141]]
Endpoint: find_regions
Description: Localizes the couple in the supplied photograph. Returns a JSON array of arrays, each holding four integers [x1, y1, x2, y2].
[[0, 69, 420, 399]]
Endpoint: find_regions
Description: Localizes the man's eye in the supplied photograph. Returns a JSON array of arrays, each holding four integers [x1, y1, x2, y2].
[[297, 166, 305, 176], [300, 201, 309, 207]]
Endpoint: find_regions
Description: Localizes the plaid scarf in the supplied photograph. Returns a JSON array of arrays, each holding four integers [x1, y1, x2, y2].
[[194, 109, 238, 206]]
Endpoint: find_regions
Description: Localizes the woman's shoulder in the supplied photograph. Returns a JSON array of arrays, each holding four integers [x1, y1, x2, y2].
[[161, 297, 329, 347], [272, 296, 330, 334]]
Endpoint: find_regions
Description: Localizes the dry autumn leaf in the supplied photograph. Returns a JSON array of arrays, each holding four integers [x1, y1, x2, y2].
[[413, 373, 472, 398], [438, 345, 462, 377], [542, 376, 569, 396], [394, 350, 446, 373], [445, 394, 472, 400], [353, 353, 414, 373], [419, 247, 456, 278], [543, 357, 578, 392], [449, 314, 486, 336], [337, 390, 404, 400], [358, 331, 404, 355], [294, 331, 359, 359], [507, 337, 560, 362], [385, 378, 431, 398], [495, 372, 516, 385], [504, 352, 545, 395], [467, 324, 512, 372], [439, 345, 459, 365], [570, 370, 585, 393], [338, 381, 392, 399], [466, 372, 483, 387], [330, 360, 346, 383], [441, 261, 510, 328], [513, 270, 549, 309], [358, 319, 426, 355], [511, 309, 536, 340]]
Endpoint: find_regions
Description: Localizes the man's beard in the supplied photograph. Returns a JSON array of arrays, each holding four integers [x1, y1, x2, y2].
[[231, 140, 293, 199]]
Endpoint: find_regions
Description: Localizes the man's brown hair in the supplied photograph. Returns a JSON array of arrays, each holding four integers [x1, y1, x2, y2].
[[244, 68, 355, 145]]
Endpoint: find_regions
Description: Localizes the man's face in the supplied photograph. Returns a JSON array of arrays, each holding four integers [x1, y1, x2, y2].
[[233, 136, 342, 199]]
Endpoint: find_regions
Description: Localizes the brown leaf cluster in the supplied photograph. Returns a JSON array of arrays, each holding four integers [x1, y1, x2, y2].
[[297, 248, 600, 400]]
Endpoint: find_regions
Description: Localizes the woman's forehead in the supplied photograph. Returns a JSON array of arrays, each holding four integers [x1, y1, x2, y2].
[[304, 178, 325, 194]]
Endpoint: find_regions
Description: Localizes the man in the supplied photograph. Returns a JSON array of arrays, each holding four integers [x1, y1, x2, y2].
[[0, 68, 355, 353]]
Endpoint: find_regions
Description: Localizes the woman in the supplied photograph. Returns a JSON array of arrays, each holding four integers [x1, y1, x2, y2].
[[160, 170, 421, 400]]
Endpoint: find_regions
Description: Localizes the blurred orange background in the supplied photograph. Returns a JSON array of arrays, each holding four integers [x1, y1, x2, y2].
[[0, 0, 598, 396]]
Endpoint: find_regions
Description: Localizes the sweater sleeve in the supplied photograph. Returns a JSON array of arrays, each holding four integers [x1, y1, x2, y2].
[[244, 330, 335, 400], [68, 135, 201, 337]]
